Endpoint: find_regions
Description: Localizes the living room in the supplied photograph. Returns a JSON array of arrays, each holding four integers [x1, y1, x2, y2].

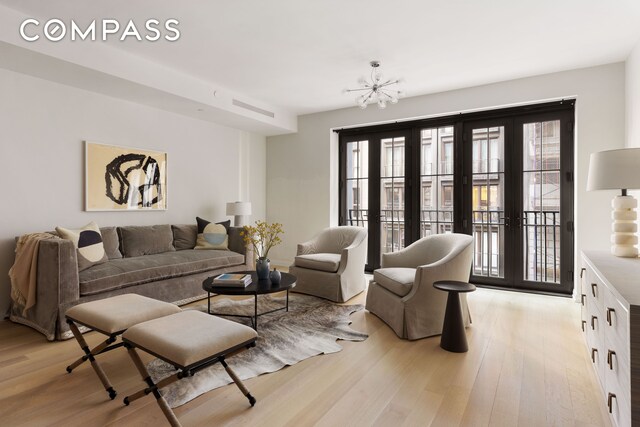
[[2, 1, 640, 426]]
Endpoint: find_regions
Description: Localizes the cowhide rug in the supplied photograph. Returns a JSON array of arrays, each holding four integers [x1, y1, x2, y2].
[[146, 293, 368, 408]]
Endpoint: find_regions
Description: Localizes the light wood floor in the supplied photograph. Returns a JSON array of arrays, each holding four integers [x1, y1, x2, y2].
[[0, 287, 610, 427]]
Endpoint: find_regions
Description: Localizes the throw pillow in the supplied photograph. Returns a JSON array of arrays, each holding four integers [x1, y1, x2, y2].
[[172, 224, 198, 250], [55, 221, 109, 271], [195, 217, 230, 250], [100, 226, 123, 259]]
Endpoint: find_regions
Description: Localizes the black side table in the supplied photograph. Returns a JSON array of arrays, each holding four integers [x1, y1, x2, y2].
[[433, 280, 476, 353]]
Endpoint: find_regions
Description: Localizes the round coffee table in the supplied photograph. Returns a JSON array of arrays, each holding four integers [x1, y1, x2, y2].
[[433, 280, 476, 353], [202, 271, 296, 331]]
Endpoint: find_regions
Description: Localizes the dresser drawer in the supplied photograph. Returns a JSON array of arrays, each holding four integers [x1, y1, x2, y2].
[[605, 368, 632, 427], [605, 334, 631, 400], [604, 288, 630, 360], [586, 267, 606, 313], [587, 325, 606, 387]]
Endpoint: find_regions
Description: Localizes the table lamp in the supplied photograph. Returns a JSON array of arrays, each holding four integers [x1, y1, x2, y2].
[[226, 201, 252, 227], [587, 148, 640, 257]]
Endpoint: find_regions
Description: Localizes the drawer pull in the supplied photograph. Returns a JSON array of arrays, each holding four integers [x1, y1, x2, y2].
[[591, 283, 598, 297], [591, 315, 597, 330], [580, 267, 586, 278], [606, 307, 615, 326], [607, 350, 616, 370], [581, 320, 586, 332], [608, 392, 616, 414], [581, 294, 586, 306], [591, 348, 598, 363]]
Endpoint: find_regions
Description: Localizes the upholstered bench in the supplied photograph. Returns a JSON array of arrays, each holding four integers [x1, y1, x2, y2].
[[65, 294, 181, 399], [122, 310, 258, 427]]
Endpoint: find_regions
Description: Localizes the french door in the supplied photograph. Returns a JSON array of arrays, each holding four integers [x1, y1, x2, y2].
[[339, 101, 574, 294], [463, 110, 573, 293], [341, 130, 412, 270]]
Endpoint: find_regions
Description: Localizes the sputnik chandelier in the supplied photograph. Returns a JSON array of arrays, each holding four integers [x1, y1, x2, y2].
[[344, 60, 404, 109]]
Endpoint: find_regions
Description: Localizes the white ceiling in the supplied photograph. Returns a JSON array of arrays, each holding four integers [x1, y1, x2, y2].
[[2, 0, 640, 116]]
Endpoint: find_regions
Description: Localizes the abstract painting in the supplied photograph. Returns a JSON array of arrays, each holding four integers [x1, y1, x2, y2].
[[85, 141, 167, 211]]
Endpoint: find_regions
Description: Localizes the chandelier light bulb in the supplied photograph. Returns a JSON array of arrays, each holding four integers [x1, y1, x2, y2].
[[344, 61, 404, 109]]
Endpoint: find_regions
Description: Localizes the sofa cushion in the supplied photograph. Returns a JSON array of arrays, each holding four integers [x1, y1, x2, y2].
[[195, 217, 230, 250], [56, 222, 109, 271], [79, 249, 245, 296], [172, 224, 197, 250], [100, 227, 122, 259], [118, 225, 175, 257], [294, 253, 342, 273], [373, 268, 416, 297]]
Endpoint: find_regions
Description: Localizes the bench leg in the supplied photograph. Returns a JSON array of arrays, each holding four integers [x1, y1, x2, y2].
[[220, 359, 256, 406], [124, 345, 182, 427], [67, 320, 117, 400]]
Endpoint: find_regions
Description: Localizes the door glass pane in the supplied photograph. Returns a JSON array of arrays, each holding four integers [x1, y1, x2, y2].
[[345, 140, 369, 229], [420, 126, 454, 237], [471, 127, 505, 278], [522, 121, 561, 283], [380, 137, 405, 256]]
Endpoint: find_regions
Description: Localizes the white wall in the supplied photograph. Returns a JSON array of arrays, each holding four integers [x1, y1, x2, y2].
[[625, 40, 640, 244], [266, 63, 626, 290], [626, 40, 640, 147], [0, 68, 266, 317]]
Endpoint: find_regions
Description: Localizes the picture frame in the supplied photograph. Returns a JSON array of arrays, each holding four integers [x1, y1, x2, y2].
[[85, 141, 168, 211]]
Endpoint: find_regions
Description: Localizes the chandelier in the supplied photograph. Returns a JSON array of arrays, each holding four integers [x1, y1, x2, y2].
[[344, 61, 404, 109]]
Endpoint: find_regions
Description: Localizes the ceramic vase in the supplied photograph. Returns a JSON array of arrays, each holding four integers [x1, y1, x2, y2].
[[270, 268, 282, 284], [256, 257, 270, 280]]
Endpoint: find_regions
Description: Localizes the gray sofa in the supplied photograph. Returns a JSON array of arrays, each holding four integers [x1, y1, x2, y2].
[[9, 224, 251, 340]]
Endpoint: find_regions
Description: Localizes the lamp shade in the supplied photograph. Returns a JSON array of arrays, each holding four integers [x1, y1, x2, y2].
[[587, 148, 640, 191], [226, 201, 252, 216]]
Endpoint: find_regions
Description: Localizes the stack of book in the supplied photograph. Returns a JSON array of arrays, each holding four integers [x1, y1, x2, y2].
[[212, 273, 252, 287]]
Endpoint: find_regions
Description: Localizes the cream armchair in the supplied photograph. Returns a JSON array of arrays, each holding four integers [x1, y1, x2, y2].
[[289, 226, 368, 302], [365, 233, 473, 340]]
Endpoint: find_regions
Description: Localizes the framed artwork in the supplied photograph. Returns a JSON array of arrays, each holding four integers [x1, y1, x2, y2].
[[85, 141, 167, 211]]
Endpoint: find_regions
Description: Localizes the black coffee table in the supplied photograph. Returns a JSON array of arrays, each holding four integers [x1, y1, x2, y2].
[[202, 271, 296, 331], [433, 280, 476, 353]]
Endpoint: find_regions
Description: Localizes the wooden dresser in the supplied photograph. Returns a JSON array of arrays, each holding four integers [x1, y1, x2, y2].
[[581, 250, 640, 427]]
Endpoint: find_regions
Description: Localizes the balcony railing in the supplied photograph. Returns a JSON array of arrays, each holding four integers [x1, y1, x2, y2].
[[472, 158, 501, 173], [347, 209, 368, 227], [420, 161, 454, 175], [522, 210, 560, 283], [347, 207, 560, 284]]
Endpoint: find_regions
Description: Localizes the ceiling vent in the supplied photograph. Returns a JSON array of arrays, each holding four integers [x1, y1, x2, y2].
[[232, 99, 275, 118]]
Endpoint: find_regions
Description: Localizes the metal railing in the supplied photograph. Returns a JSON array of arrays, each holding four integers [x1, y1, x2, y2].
[[522, 210, 560, 283], [347, 207, 561, 284], [472, 158, 501, 173]]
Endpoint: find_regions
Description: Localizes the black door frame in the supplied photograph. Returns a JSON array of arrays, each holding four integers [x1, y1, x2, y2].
[[462, 117, 515, 289], [511, 109, 574, 294], [339, 128, 412, 270], [338, 100, 575, 295]]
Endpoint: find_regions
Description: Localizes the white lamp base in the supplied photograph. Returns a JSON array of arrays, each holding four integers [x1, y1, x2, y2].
[[233, 215, 249, 227], [611, 195, 638, 257]]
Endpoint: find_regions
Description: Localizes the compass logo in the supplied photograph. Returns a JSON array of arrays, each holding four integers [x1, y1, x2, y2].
[[19, 18, 180, 42]]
